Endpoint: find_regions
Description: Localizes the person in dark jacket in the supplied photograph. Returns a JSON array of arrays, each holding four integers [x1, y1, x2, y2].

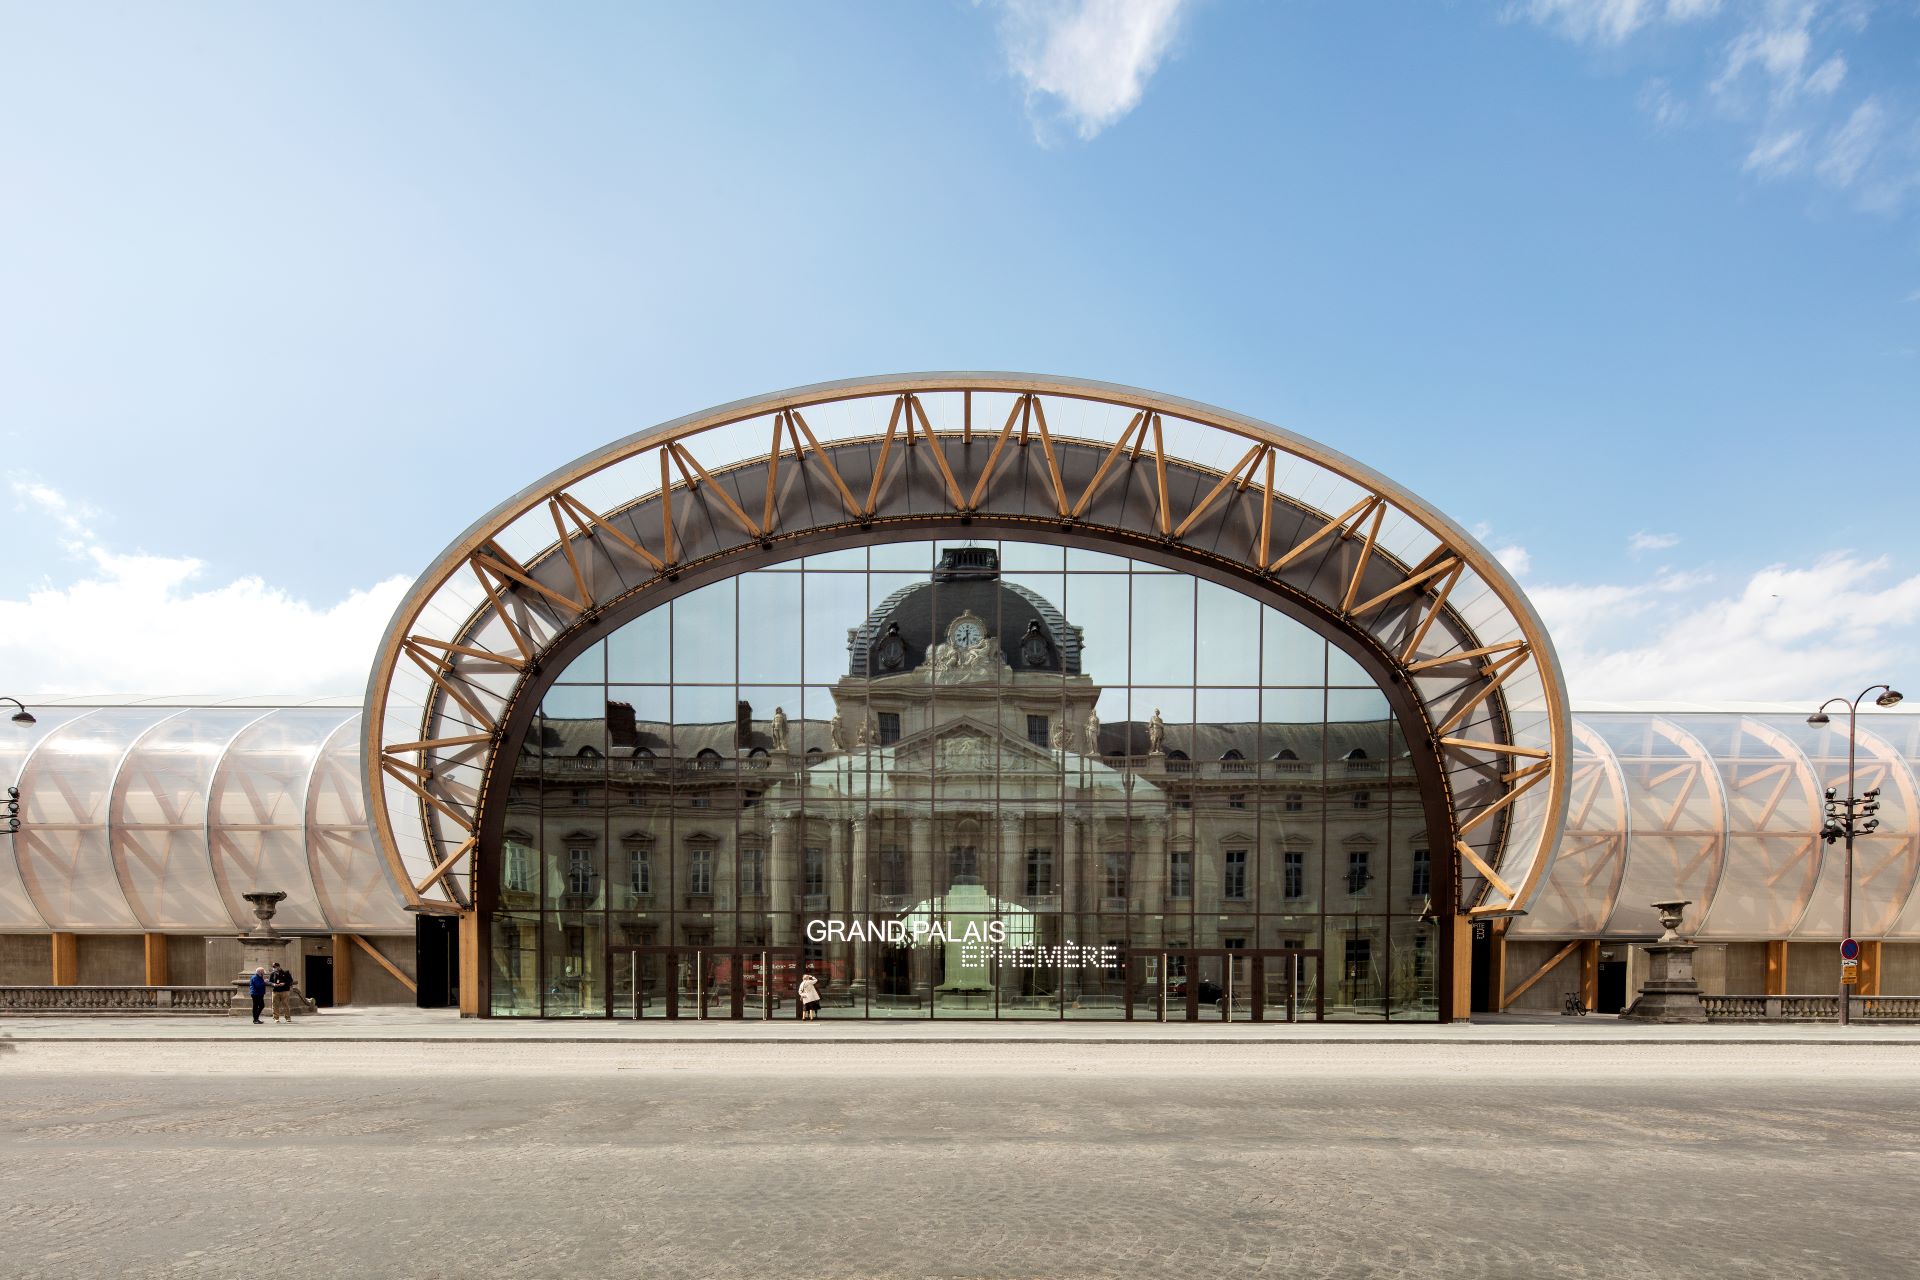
[[268, 963, 295, 1022], [248, 968, 267, 1024]]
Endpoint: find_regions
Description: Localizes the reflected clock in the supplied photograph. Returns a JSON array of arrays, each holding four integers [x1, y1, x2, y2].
[[950, 618, 984, 649]]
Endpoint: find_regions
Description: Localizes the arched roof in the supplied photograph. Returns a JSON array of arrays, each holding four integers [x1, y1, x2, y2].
[[0, 702, 408, 933], [360, 373, 1573, 918]]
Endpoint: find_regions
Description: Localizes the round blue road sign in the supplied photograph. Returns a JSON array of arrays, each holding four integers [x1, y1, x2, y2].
[[1841, 938, 1860, 961]]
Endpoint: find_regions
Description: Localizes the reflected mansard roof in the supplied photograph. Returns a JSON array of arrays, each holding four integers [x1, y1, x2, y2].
[[846, 548, 1083, 678]]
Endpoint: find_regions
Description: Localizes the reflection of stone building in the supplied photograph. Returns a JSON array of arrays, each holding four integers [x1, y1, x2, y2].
[[494, 548, 1430, 1019]]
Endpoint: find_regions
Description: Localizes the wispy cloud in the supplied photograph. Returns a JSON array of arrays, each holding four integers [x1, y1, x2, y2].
[[1532, 552, 1920, 702], [1516, 0, 1919, 212], [1629, 530, 1680, 552], [3, 478, 409, 696], [988, 0, 1191, 143]]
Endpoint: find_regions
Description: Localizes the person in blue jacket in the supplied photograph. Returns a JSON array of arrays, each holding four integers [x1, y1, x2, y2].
[[248, 967, 267, 1024]]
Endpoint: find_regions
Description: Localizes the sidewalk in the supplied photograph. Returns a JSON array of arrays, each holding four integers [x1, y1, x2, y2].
[[6, 1006, 1920, 1043]]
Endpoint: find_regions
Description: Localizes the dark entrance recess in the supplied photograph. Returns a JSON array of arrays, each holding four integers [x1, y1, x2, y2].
[[1596, 958, 1628, 1014], [415, 915, 460, 1009], [1470, 921, 1495, 1013], [303, 954, 334, 1008]]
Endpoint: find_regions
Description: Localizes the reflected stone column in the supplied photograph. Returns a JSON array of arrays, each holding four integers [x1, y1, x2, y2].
[[911, 813, 934, 1003], [999, 811, 1026, 1001], [828, 815, 851, 991], [1139, 813, 1167, 916], [769, 814, 796, 947], [850, 813, 870, 997], [1063, 815, 1084, 1000]]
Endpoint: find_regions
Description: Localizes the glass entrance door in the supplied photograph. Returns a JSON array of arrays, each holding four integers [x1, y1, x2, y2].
[[1161, 949, 1323, 1021], [613, 946, 803, 1019]]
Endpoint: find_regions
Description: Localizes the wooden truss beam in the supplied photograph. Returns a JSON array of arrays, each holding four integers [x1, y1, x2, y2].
[[350, 933, 418, 995], [1503, 940, 1580, 1007], [413, 835, 477, 896]]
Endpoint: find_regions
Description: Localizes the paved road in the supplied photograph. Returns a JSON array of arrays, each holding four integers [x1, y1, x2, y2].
[[1, 1041, 1915, 1279]]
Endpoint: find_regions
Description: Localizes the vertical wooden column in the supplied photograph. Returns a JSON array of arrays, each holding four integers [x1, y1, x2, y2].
[[1580, 938, 1599, 1011], [50, 933, 78, 985], [1764, 939, 1789, 995], [332, 934, 354, 1006], [1860, 940, 1882, 996], [458, 912, 481, 1017], [1447, 916, 1472, 1022], [143, 933, 170, 986]]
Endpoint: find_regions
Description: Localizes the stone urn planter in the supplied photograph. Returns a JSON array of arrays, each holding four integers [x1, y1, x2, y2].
[[227, 890, 319, 1018], [1620, 899, 1708, 1023]]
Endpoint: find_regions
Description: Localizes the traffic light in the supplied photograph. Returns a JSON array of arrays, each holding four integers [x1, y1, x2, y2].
[[4, 786, 17, 835]]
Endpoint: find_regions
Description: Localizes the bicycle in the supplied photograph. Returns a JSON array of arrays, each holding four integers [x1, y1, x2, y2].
[[1561, 989, 1589, 1017]]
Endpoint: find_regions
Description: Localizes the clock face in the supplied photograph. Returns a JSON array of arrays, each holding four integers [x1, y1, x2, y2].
[[951, 620, 984, 648]]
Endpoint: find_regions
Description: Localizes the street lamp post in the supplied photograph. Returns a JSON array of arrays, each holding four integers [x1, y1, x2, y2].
[[1807, 683, 1904, 1027], [3, 698, 34, 838]]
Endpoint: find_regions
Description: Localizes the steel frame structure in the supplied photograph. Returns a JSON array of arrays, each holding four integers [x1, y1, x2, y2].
[[360, 374, 1573, 932]]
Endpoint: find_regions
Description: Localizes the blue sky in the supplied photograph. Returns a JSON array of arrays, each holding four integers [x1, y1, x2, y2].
[[2, 0, 1917, 701]]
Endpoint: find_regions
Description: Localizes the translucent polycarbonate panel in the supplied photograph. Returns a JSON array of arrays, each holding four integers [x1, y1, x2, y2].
[[210, 708, 351, 932], [1579, 715, 1727, 939], [112, 707, 270, 930], [1510, 719, 1630, 937], [1684, 717, 1826, 939], [1789, 720, 1919, 939], [15, 708, 179, 930], [310, 715, 410, 930], [0, 707, 96, 929]]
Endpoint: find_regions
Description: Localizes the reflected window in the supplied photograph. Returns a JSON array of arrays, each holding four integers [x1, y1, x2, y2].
[[1168, 851, 1192, 900], [505, 841, 535, 893], [688, 848, 713, 896], [740, 848, 764, 896], [878, 712, 901, 745], [1411, 848, 1430, 898], [566, 847, 595, 896], [949, 845, 978, 883], [571, 788, 589, 807], [1228, 793, 1246, 809], [1284, 793, 1304, 812], [1347, 850, 1371, 895], [1224, 849, 1248, 900], [628, 849, 651, 896], [803, 846, 826, 897], [1026, 715, 1049, 748], [1352, 791, 1370, 810], [878, 846, 907, 896], [1284, 851, 1303, 899], [1025, 848, 1053, 896], [1103, 853, 1127, 899]]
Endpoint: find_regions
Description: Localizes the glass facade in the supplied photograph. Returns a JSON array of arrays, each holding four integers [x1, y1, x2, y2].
[[486, 540, 1439, 1020]]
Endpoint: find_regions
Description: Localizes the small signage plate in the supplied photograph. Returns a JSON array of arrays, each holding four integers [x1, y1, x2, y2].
[[1841, 938, 1861, 962]]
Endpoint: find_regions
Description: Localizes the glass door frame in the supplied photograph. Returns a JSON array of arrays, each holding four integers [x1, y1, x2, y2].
[[609, 944, 807, 1019], [1155, 947, 1323, 1022]]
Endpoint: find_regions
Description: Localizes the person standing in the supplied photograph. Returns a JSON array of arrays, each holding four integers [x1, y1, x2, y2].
[[268, 962, 295, 1023], [797, 970, 821, 1022], [248, 967, 267, 1024]]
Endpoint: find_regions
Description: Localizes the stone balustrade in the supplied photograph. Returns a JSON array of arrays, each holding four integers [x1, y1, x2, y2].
[[0, 985, 234, 1014], [1700, 993, 1920, 1022]]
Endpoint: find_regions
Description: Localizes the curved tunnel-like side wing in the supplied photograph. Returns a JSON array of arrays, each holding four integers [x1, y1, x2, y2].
[[362, 375, 1572, 927]]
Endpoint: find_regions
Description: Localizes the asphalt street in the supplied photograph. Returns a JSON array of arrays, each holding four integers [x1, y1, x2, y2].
[[1, 1039, 1915, 1279]]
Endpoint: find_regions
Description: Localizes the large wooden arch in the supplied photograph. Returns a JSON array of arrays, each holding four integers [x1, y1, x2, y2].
[[361, 374, 1572, 930]]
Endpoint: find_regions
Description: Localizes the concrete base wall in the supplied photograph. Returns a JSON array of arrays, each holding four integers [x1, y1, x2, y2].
[[0, 933, 415, 1004], [0, 934, 52, 984], [76, 935, 145, 985], [1881, 943, 1920, 993], [1788, 942, 1838, 995], [167, 936, 207, 985], [1723, 942, 1766, 994]]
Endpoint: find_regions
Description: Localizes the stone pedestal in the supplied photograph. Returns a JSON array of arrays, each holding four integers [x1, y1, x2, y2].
[[227, 890, 319, 1018], [1620, 943, 1708, 1023]]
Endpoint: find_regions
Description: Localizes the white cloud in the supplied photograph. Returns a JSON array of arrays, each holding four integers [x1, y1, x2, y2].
[[1629, 530, 1680, 552], [1492, 543, 1533, 576], [1512, 0, 1720, 44], [1816, 97, 1884, 188], [1518, 0, 1916, 211], [1637, 78, 1688, 130], [1744, 128, 1807, 178], [1535, 552, 1920, 702], [990, 0, 1190, 142], [3, 479, 409, 696], [1803, 54, 1846, 96]]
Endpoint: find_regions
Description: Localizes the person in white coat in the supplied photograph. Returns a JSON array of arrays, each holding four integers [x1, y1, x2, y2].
[[797, 970, 821, 1021]]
